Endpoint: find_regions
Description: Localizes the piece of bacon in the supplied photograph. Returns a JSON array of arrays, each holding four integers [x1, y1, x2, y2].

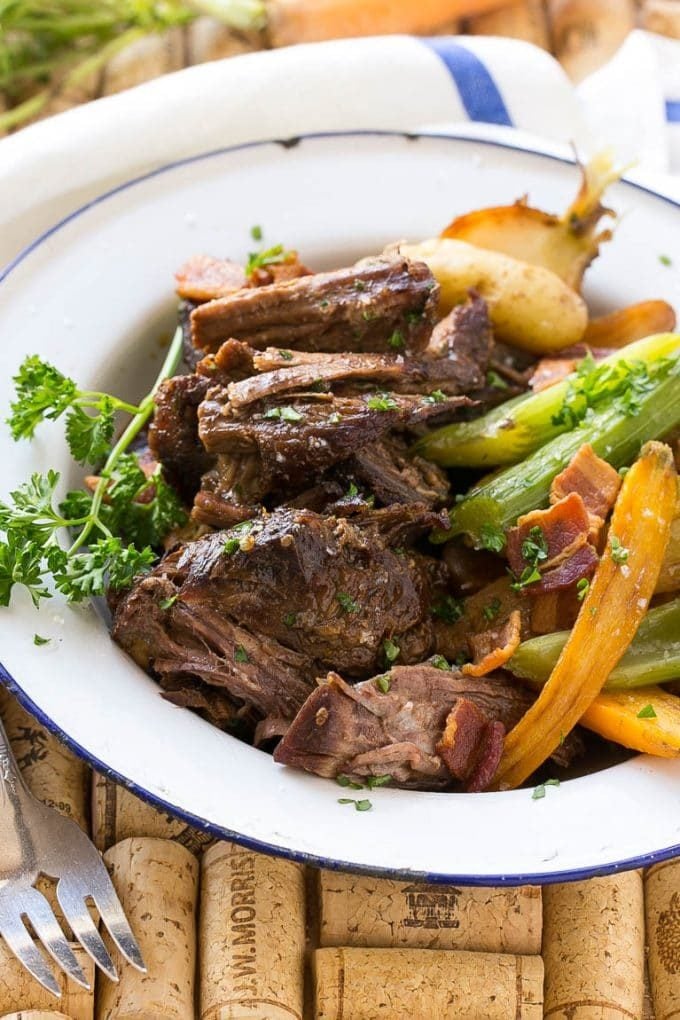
[[529, 542, 599, 595], [530, 589, 581, 634], [175, 255, 248, 301], [463, 610, 522, 677], [507, 492, 591, 578], [550, 443, 622, 530], [436, 700, 505, 792]]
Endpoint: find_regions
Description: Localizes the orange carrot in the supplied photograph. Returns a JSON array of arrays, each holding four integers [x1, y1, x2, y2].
[[582, 687, 680, 758], [584, 301, 677, 349], [493, 441, 677, 790], [267, 0, 515, 46]]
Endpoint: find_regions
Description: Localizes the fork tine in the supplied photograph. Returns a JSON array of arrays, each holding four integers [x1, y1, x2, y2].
[[0, 904, 61, 998], [56, 881, 118, 983], [19, 887, 90, 990], [92, 875, 146, 973]]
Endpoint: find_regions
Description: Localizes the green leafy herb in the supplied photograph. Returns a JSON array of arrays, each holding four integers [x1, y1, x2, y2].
[[659, 254, 673, 267], [366, 775, 392, 789], [346, 482, 359, 499], [637, 704, 657, 719], [511, 565, 542, 592], [482, 598, 502, 623], [327, 412, 342, 425], [521, 526, 548, 568], [486, 370, 509, 390], [338, 798, 373, 812], [367, 393, 398, 412], [423, 389, 446, 405], [223, 538, 240, 556], [430, 654, 451, 671], [336, 774, 364, 790], [33, 633, 50, 646], [0, 330, 184, 608], [576, 578, 590, 601], [245, 244, 292, 278], [234, 645, 249, 663], [375, 673, 391, 694], [354, 280, 366, 292], [610, 535, 629, 565], [479, 523, 506, 554], [532, 778, 560, 800], [388, 330, 405, 350], [159, 595, 178, 610], [431, 595, 465, 624], [263, 405, 305, 422], [337, 592, 359, 614], [250, 224, 263, 241], [383, 638, 400, 664], [283, 612, 297, 628], [279, 350, 293, 361], [551, 352, 671, 429]]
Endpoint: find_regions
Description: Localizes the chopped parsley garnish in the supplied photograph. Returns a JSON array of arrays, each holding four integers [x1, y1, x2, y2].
[[659, 254, 673, 267], [521, 526, 548, 568], [479, 523, 506, 554], [486, 370, 509, 390], [250, 224, 263, 241], [337, 592, 359, 614], [423, 389, 446, 405], [159, 595, 178, 610], [406, 310, 423, 325], [245, 244, 292, 278], [576, 578, 590, 602], [383, 638, 400, 664], [223, 538, 240, 555], [264, 405, 304, 423], [33, 633, 50, 646], [337, 774, 363, 790], [430, 654, 451, 671], [431, 595, 465, 624], [532, 778, 560, 800], [328, 412, 342, 424], [367, 393, 398, 412], [375, 673, 391, 693], [279, 350, 293, 361], [346, 482, 359, 498], [482, 598, 502, 623], [552, 352, 671, 428], [283, 612, 297, 628], [366, 775, 392, 789], [338, 798, 373, 812], [637, 704, 657, 719], [609, 535, 629, 565], [234, 645, 249, 663], [388, 329, 405, 350], [354, 280, 366, 292], [510, 565, 542, 592]]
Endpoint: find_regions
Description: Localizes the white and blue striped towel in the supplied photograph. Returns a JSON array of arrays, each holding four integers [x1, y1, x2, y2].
[[1, 28, 678, 260]]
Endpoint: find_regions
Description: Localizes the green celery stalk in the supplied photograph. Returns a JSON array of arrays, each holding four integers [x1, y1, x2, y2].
[[508, 599, 680, 689], [440, 355, 680, 546], [414, 332, 680, 468]]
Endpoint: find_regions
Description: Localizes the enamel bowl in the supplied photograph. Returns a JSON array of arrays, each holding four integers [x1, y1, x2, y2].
[[1, 130, 679, 884]]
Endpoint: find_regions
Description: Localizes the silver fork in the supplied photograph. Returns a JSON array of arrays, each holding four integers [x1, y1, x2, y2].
[[0, 715, 145, 996]]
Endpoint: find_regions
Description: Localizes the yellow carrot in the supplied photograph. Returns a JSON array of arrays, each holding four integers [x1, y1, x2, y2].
[[583, 301, 677, 348], [493, 441, 677, 790], [582, 687, 680, 758], [267, 0, 516, 46]]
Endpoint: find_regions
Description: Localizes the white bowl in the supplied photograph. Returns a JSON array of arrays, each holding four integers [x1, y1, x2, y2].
[[1, 130, 679, 885]]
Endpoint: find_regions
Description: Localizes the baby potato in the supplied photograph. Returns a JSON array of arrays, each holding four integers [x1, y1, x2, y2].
[[402, 237, 588, 355]]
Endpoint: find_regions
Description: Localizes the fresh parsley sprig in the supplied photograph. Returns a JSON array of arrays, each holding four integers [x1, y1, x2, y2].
[[0, 327, 185, 608]]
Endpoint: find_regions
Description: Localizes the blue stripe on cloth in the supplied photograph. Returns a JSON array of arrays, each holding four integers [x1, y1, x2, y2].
[[423, 38, 513, 127], [667, 100, 680, 123]]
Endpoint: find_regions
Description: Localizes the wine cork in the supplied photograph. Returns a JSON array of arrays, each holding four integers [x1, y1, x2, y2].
[[645, 858, 680, 1020], [314, 947, 544, 1019], [543, 871, 645, 1019], [317, 871, 542, 953], [0, 937, 94, 1019], [92, 772, 214, 854], [199, 841, 306, 1020], [0, 687, 88, 831], [547, 0, 636, 80], [468, 0, 550, 49], [641, 0, 680, 37], [96, 838, 199, 1020], [1, 1014, 73, 1019]]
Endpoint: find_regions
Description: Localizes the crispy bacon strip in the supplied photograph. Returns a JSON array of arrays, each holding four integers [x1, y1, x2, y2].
[[436, 700, 505, 792], [550, 443, 622, 528], [531, 543, 599, 594], [463, 610, 522, 677], [507, 491, 591, 578]]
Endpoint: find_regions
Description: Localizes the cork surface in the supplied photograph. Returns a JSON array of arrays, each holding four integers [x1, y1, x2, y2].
[[2, 7, 680, 1015]]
